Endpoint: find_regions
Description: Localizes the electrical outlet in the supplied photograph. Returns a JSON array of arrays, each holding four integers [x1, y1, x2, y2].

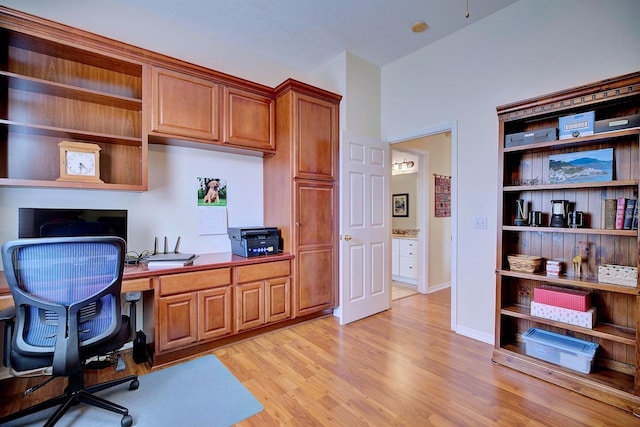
[[474, 216, 487, 229]]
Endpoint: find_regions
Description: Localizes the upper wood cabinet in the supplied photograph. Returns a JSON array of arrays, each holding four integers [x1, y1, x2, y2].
[[150, 67, 220, 142], [294, 93, 338, 181], [223, 86, 275, 152], [148, 67, 275, 155], [0, 10, 147, 190]]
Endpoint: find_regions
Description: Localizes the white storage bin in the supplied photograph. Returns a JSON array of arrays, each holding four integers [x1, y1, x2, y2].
[[522, 328, 598, 374]]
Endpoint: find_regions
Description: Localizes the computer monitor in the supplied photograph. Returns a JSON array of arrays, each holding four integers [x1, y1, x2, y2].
[[18, 208, 128, 242]]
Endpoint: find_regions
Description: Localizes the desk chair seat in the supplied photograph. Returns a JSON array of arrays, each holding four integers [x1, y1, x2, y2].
[[0, 237, 139, 427]]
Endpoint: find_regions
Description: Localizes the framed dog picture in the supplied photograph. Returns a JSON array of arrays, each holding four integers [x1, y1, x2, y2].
[[197, 177, 227, 206], [392, 193, 409, 217]]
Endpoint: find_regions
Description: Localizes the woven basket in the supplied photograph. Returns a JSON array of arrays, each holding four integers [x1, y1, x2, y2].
[[507, 254, 542, 273], [598, 264, 638, 287]]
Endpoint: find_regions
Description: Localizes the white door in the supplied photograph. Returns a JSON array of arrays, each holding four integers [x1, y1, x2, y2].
[[337, 131, 390, 325]]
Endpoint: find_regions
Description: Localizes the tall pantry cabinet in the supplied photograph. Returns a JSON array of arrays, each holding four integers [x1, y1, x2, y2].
[[264, 79, 341, 318], [493, 71, 640, 415]]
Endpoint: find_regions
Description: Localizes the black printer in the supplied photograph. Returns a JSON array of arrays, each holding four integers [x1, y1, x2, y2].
[[228, 227, 280, 257]]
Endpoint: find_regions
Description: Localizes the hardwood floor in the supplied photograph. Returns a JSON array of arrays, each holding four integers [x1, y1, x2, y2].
[[1, 290, 638, 425]]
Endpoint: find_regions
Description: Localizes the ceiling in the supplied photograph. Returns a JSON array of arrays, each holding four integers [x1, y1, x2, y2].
[[113, 0, 518, 73]]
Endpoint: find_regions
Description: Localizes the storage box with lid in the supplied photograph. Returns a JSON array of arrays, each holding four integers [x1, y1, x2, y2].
[[504, 127, 557, 148], [533, 286, 591, 311], [559, 111, 595, 139], [522, 328, 598, 374], [531, 301, 596, 329]]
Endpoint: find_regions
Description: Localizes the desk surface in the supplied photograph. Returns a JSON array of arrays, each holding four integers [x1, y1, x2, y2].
[[0, 252, 293, 297]]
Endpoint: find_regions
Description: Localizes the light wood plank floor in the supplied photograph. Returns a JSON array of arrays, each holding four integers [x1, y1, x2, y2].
[[1, 290, 638, 425]]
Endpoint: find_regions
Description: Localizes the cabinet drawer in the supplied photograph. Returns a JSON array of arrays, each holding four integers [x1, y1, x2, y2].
[[399, 239, 418, 250], [122, 277, 152, 292], [399, 257, 418, 279], [399, 245, 418, 258], [235, 260, 290, 284], [160, 268, 231, 296]]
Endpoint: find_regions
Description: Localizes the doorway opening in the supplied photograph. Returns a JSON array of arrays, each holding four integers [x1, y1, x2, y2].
[[390, 121, 457, 331]]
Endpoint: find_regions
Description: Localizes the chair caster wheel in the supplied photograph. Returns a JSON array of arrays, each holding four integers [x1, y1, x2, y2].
[[129, 378, 139, 390], [121, 414, 133, 427]]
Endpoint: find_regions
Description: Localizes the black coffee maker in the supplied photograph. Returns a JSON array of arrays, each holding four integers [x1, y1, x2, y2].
[[550, 200, 569, 227]]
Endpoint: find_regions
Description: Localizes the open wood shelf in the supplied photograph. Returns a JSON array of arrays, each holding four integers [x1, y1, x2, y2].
[[500, 303, 636, 345], [493, 345, 637, 397], [503, 179, 639, 192], [503, 128, 640, 153], [502, 225, 637, 236], [0, 120, 142, 146], [1, 71, 143, 110], [496, 269, 640, 294]]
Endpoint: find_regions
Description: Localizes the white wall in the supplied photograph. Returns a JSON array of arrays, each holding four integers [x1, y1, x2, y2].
[[382, 0, 640, 342]]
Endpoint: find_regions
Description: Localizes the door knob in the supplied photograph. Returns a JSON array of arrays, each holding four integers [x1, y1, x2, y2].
[[343, 234, 352, 241]]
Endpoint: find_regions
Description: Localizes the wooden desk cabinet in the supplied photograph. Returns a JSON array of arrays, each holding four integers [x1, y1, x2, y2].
[[157, 268, 232, 352], [234, 260, 290, 332], [149, 256, 291, 359]]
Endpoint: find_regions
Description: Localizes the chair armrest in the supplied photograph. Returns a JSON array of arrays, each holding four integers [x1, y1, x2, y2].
[[0, 306, 15, 322], [0, 306, 15, 368]]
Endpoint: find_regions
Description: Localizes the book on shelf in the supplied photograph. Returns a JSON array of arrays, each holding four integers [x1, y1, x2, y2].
[[604, 198, 617, 229], [615, 197, 627, 230], [623, 198, 636, 230], [633, 201, 639, 230]]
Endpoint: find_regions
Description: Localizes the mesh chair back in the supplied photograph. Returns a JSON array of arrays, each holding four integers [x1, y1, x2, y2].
[[1, 236, 126, 375]]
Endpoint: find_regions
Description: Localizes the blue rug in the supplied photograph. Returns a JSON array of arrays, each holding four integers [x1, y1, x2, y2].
[[5, 355, 263, 427]]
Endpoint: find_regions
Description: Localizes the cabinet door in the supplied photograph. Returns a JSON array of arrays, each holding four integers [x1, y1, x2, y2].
[[151, 67, 220, 141], [198, 286, 233, 341], [158, 293, 197, 352], [266, 277, 290, 323], [293, 92, 338, 181], [235, 281, 265, 332], [392, 239, 399, 276], [223, 86, 274, 151], [295, 180, 336, 316]]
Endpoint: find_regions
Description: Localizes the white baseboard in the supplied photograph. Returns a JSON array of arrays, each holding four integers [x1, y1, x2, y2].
[[455, 325, 494, 345]]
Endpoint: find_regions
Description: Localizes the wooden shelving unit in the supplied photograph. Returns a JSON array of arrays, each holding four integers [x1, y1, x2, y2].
[[0, 15, 146, 190], [493, 71, 640, 415]]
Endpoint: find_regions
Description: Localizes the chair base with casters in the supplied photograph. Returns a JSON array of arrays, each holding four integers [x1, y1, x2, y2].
[[0, 309, 141, 427], [0, 369, 139, 427]]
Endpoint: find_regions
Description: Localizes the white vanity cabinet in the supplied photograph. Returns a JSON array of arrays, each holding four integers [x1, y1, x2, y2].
[[392, 238, 419, 284]]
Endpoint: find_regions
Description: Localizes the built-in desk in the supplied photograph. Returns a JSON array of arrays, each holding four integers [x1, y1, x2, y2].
[[0, 252, 303, 367]]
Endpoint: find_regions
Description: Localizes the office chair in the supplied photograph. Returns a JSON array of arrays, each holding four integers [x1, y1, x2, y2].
[[0, 236, 139, 427]]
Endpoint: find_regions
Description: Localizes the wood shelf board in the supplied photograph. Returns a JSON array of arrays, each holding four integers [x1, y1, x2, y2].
[[502, 128, 640, 153], [492, 347, 640, 412], [502, 225, 637, 236], [500, 304, 636, 345], [2, 71, 142, 110], [6, 29, 143, 76], [503, 179, 639, 192], [497, 269, 640, 294], [0, 120, 142, 146], [0, 177, 146, 191]]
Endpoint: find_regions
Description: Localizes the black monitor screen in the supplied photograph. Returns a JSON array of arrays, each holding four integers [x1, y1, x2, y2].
[[18, 208, 128, 242]]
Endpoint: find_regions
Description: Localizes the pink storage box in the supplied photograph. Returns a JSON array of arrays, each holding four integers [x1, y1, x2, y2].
[[531, 301, 596, 329], [533, 286, 591, 312]]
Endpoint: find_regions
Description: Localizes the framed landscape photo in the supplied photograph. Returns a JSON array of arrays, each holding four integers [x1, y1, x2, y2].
[[548, 148, 613, 184], [392, 193, 409, 217]]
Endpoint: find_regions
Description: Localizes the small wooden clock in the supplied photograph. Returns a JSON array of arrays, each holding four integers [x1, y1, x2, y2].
[[57, 141, 104, 183]]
